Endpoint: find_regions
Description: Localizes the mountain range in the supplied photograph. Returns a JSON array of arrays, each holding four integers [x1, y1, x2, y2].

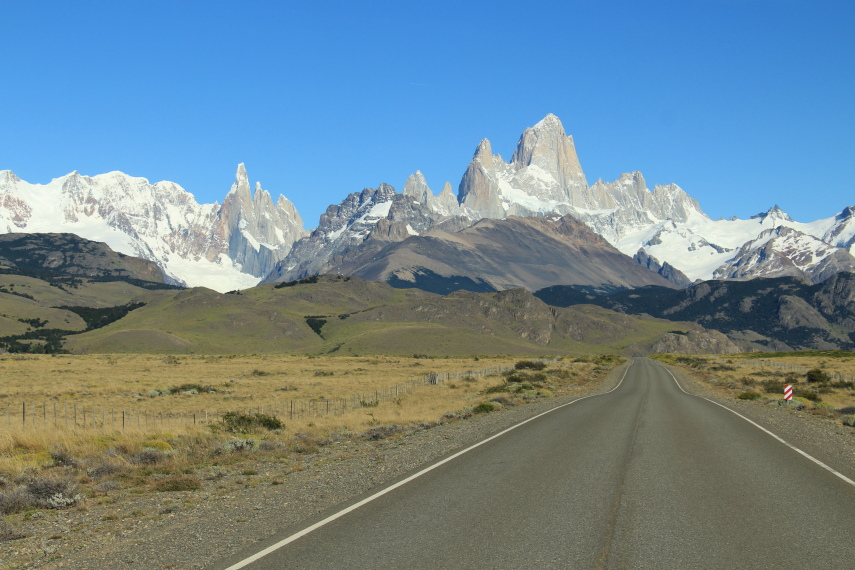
[[536, 271, 855, 352], [3, 114, 855, 293], [0, 231, 847, 354]]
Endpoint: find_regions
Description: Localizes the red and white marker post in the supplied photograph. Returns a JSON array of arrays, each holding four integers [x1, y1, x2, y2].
[[784, 384, 793, 400]]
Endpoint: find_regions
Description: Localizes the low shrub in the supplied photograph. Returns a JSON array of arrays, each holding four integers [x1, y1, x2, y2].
[[142, 440, 173, 452], [220, 439, 258, 453], [841, 415, 855, 427], [515, 360, 546, 371], [220, 411, 283, 433], [472, 402, 495, 414], [794, 388, 821, 402], [805, 368, 830, 384], [153, 475, 201, 492], [505, 371, 547, 384], [836, 406, 855, 415], [760, 380, 786, 394], [548, 368, 575, 380], [737, 391, 762, 400], [675, 356, 709, 368], [132, 449, 166, 465], [49, 449, 79, 468], [359, 425, 404, 441], [0, 476, 84, 514], [87, 462, 125, 480]]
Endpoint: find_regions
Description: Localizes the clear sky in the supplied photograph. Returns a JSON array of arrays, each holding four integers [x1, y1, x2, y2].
[[2, 1, 853, 228]]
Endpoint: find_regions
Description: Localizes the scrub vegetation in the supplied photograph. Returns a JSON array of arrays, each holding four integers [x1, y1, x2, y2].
[[0, 353, 621, 522], [654, 351, 855, 425]]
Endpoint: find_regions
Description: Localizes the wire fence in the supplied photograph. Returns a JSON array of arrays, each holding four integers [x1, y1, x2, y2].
[[0, 365, 514, 431]]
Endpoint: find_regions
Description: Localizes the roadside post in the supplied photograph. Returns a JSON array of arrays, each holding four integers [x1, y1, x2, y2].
[[784, 385, 793, 400]]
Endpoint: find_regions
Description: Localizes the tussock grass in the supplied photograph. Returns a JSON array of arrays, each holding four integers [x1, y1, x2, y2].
[[655, 352, 855, 425], [0, 353, 619, 529]]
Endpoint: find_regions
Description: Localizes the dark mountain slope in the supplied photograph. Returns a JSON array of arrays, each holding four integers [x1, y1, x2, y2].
[[347, 215, 675, 294], [0, 232, 167, 284], [535, 273, 855, 350]]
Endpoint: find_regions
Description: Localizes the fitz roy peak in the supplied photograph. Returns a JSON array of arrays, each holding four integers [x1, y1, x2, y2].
[[0, 165, 306, 291], [268, 113, 855, 290]]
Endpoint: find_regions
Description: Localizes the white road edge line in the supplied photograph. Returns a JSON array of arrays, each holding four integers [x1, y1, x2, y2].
[[223, 361, 635, 569], [663, 364, 855, 488]]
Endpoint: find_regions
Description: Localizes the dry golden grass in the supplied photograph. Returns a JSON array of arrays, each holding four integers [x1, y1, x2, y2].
[[0, 354, 616, 479], [0, 353, 514, 414]]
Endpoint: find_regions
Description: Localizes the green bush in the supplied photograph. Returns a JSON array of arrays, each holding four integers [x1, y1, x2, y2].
[[472, 402, 495, 414], [737, 391, 762, 400], [805, 368, 830, 384], [220, 412, 283, 433], [760, 379, 786, 394], [505, 371, 547, 384], [794, 388, 821, 402], [514, 360, 547, 371]]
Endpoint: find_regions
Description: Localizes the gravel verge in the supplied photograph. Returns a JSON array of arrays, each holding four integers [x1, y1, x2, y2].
[[2, 362, 630, 569], [663, 361, 855, 482]]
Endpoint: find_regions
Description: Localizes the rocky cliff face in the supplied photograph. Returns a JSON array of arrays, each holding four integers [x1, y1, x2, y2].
[[457, 114, 592, 219], [262, 183, 448, 283], [0, 164, 307, 291], [208, 164, 306, 278]]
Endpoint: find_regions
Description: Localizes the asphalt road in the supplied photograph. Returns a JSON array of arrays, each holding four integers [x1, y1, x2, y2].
[[215, 358, 855, 569]]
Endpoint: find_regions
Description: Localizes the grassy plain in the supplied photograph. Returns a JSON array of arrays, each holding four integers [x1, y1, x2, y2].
[[655, 351, 855, 423], [0, 353, 618, 479]]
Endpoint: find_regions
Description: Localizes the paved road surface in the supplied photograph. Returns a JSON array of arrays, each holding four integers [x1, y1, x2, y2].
[[214, 358, 855, 569]]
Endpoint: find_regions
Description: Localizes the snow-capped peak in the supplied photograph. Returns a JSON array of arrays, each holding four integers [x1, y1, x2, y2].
[[750, 204, 793, 223], [0, 165, 307, 291]]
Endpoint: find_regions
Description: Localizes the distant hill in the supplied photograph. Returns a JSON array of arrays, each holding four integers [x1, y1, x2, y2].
[[535, 272, 855, 351], [64, 275, 721, 356], [0, 233, 167, 284], [0, 233, 183, 352]]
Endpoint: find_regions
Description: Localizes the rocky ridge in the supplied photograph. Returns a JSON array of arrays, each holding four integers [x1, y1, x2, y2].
[[0, 165, 306, 291], [4, 114, 855, 293]]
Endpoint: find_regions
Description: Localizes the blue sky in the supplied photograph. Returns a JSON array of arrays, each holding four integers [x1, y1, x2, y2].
[[2, 1, 853, 228]]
